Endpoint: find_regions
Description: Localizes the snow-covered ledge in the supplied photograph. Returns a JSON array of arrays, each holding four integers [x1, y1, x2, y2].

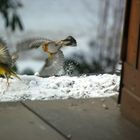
[[0, 74, 120, 102]]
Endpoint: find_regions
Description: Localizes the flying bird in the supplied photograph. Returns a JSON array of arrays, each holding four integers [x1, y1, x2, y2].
[[0, 38, 20, 86], [16, 36, 77, 58], [16, 36, 77, 76]]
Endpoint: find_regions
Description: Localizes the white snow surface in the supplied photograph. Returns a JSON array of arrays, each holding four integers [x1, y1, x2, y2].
[[0, 74, 120, 102]]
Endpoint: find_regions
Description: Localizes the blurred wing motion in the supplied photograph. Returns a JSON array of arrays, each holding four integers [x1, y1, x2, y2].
[[39, 50, 65, 77], [0, 38, 12, 66], [15, 36, 77, 77], [16, 36, 77, 53], [16, 38, 52, 51], [0, 38, 20, 85]]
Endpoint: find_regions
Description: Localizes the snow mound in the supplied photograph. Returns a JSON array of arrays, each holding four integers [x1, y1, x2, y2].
[[0, 74, 120, 102]]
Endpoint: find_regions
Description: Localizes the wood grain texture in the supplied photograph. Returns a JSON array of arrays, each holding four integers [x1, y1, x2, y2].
[[121, 88, 140, 126]]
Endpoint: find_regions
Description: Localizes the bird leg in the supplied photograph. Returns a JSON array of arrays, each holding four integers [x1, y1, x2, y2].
[[6, 76, 10, 88], [4, 74, 10, 89]]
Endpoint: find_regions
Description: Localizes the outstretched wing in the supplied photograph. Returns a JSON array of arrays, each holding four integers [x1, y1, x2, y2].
[[0, 38, 12, 66], [16, 38, 52, 52], [39, 50, 65, 77]]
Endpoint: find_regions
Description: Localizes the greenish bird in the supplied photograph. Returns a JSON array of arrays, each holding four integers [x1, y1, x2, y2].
[[0, 38, 20, 86]]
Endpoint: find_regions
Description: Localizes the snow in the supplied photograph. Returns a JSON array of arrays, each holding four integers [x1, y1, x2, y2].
[[0, 74, 120, 102]]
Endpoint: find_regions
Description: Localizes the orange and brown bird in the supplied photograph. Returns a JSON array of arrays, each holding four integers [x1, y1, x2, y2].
[[16, 36, 77, 58], [16, 36, 77, 77]]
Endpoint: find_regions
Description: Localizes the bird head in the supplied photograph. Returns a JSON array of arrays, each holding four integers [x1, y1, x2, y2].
[[57, 36, 77, 47]]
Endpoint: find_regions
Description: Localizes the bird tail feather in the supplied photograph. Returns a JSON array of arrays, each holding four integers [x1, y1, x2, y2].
[[10, 69, 21, 80]]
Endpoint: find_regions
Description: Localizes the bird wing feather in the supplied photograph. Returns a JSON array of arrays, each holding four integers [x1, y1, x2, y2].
[[0, 38, 12, 66], [16, 38, 52, 52]]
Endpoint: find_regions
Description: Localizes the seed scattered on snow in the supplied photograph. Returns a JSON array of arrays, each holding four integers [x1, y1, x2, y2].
[[0, 74, 120, 102]]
